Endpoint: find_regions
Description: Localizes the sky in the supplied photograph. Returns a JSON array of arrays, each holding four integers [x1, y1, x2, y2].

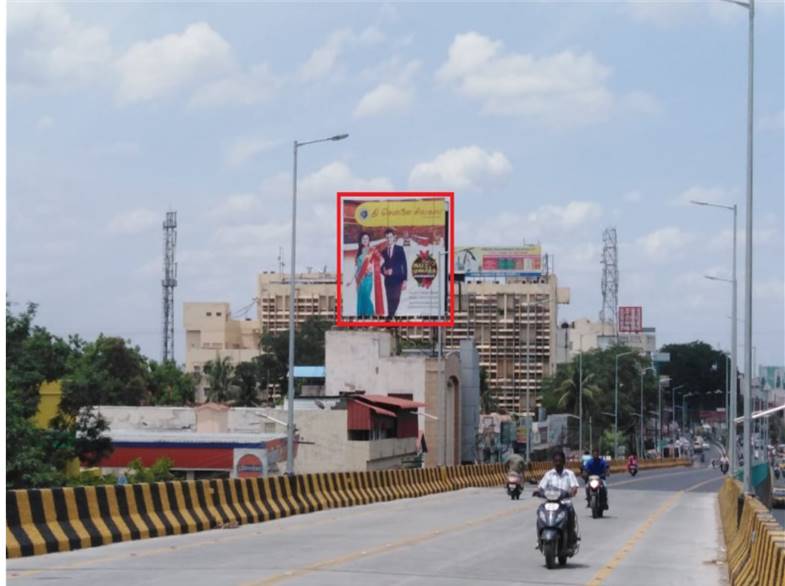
[[6, 1, 784, 367]]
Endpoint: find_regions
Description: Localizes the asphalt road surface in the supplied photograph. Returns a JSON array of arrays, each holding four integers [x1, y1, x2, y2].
[[6, 465, 727, 586]]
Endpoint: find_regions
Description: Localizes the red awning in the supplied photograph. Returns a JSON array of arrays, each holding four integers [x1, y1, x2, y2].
[[360, 395, 426, 410], [361, 402, 397, 418]]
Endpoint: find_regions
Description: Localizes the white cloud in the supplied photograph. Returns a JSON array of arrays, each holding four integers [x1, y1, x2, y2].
[[189, 63, 279, 108], [672, 185, 732, 207], [409, 146, 511, 191], [298, 162, 394, 199], [354, 84, 413, 118], [436, 32, 616, 127], [619, 90, 663, 115], [299, 27, 385, 81], [623, 190, 642, 203], [108, 209, 159, 235], [36, 116, 55, 130], [527, 201, 603, 229], [115, 22, 233, 103], [636, 226, 695, 262], [8, 3, 112, 88], [224, 137, 276, 167], [209, 194, 263, 220]]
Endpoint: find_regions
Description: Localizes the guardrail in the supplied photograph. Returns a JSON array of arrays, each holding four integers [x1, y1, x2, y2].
[[6, 464, 505, 559], [524, 457, 692, 482], [718, 477, 785, 586]]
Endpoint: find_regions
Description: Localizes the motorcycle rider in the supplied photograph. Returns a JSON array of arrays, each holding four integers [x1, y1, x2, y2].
[[627, 451, 638, 470], [583, 447, 609, 510], [507, 452, 526, 476], [537, 450, 579, 547]]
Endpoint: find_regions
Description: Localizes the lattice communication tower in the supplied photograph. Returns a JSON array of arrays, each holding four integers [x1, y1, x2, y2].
[[162, 211, 178, 362], [600, 227, 619, 335]]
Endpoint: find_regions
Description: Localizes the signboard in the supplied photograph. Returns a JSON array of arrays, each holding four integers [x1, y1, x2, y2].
[[653, 352, 671, 363], [455, 245, 542, 277], [618, 306, 643, 333], [233, 449, 266, 478], [337, 193, 454, 327], [760, 366, 785, 390]]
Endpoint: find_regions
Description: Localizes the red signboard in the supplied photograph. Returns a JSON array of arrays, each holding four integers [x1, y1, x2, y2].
[[618, 306, 643, 333]]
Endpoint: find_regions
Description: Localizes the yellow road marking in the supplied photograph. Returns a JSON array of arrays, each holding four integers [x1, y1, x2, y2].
[[6, 487, 485, 579], [585, 476, 717, 586], [242, 500, 540, 586]]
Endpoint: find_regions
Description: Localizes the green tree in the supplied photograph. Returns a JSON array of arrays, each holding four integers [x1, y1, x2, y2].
[[233, 361, 260, 406], [259, 316, 331, 393], [148, 360, 197, 405], [125, 457, 174, 483], [60, 335, 150, 414], [203, 355, 235, 403]]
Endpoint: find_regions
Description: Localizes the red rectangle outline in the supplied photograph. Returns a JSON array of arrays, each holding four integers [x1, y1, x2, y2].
[[335, 192, 455, 328]]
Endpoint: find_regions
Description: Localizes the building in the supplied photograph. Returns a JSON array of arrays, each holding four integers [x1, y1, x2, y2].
[[324, 330, 480, 466], [184, 270, 569, 413], [95, 403, 289, 479], [555, 318, 657, 364]]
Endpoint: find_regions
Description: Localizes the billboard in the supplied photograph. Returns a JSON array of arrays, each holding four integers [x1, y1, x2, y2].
[[760, 366, 785, 390], [337, 193, 454, 327], [618, 306, 643, 333], [455, 246, 542, 276]]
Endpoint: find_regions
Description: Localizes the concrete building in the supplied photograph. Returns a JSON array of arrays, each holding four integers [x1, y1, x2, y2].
[[184, 271, 568, 413], [555, 318, 657, 364], [324, 330, 480, 467]]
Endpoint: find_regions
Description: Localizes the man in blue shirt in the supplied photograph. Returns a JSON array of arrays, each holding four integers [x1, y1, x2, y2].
[[583, 448, 609, 510]]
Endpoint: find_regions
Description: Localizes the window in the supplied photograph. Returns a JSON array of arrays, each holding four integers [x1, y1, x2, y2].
[[216, 312, 222, 316], [206, 312, 212, 316]]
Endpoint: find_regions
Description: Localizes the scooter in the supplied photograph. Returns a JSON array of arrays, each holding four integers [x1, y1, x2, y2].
[[587, 475, 606, 519], [506, 471, 523, 500], [627, 462, 638, 477], [534, 486, 579, 569]]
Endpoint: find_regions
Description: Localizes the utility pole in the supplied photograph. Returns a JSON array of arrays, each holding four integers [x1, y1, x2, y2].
[[161, 211, 177, 363]]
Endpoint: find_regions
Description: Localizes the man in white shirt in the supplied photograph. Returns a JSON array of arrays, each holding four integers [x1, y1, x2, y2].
[[537, 450, 580, 546]]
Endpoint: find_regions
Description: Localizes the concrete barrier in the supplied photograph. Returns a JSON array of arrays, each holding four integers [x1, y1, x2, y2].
[[5, 458, 692, 559], [718, 477, 785, 586]]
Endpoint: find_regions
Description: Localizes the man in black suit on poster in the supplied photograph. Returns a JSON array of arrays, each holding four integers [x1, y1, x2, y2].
[[380, 228, 407, 318]]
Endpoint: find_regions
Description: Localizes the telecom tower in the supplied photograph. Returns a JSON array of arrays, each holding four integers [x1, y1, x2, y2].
[[162, 211, 178, 362], [600, 227, 619, 336]]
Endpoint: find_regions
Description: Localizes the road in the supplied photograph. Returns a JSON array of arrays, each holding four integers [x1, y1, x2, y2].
[[6, 465, 727, 586]]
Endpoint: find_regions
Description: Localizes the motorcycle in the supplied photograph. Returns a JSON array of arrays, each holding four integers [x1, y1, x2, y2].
[[535, 486, 579, 569], [627, 462, 638, 477], [720, 461, 729, 475], [506, 471, 523, 500], [587, 475, 606, 519]]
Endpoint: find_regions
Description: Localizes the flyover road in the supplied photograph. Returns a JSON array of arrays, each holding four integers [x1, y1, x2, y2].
[[6, 465, 728, 586]]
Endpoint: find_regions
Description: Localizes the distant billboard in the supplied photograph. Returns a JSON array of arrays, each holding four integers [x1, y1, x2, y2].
[[337, 193, 454, 327], [760, 366, 785, 390], [455, 245, 542, 277], [618, 306, 643, 333]]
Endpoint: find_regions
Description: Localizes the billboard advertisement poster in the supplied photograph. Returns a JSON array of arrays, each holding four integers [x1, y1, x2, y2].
[[618, 306, 643, 333], [337, 193, 454, 327], [455, 246, 542, 276]]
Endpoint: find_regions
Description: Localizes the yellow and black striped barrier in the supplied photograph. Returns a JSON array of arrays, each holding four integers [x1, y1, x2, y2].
[[718, 477, 785, 586]]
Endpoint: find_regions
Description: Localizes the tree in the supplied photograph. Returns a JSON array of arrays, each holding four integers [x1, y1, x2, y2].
[[233, 361, 260, 407], [203, 356, 235, 403], [60, 335, 150, 414], [5, 302, 80, 488], [148, 360, 197, 405], [259, 316, 331, 394], [658, 341, 731, 418]]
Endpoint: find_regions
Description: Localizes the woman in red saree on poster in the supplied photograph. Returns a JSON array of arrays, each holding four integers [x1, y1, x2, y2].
[[346, 232, 385, 317]]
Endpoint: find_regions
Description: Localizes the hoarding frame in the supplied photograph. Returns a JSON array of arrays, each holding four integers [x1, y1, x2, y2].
[[618, 306, 643, 333], [336, 192, 455, 328]]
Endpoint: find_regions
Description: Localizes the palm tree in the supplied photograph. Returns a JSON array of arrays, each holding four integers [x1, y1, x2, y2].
[[203, 356, 235, 403], [554, 371, 601, 414]]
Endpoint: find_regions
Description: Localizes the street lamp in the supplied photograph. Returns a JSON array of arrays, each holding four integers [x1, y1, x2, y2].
[[715, 0, 754, 494], [640, 366, 656, 458], [702, 268, 738, 472], [286, 133, 349, 475], [682, 393, 695, 432], [671, 384, 686, 437], [615, 350, 635, 460]]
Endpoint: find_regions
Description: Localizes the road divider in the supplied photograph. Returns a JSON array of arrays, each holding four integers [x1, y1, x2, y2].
[[718, 477, 785, 586]]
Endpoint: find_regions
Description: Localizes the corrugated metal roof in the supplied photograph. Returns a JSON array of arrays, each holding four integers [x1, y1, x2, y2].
[[107, 430, 285, 445], [359, 395, 426, 410]]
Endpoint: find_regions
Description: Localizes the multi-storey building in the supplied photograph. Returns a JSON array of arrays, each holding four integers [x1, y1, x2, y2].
[[184, 271, 569, 412]]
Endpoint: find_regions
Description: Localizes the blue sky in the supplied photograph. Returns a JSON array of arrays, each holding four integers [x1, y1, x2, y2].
[[6, 1, 784, 367]]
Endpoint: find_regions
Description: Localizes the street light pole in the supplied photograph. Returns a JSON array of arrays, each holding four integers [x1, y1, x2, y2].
[[683, 393, 695, 432], [671, 384, 685, 437], [641, 366, 655, 457], [615, 350, 634, 460], [286, 133, 348, 476], [692, 201, 738, 475], [579, 334, 584, 454]]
